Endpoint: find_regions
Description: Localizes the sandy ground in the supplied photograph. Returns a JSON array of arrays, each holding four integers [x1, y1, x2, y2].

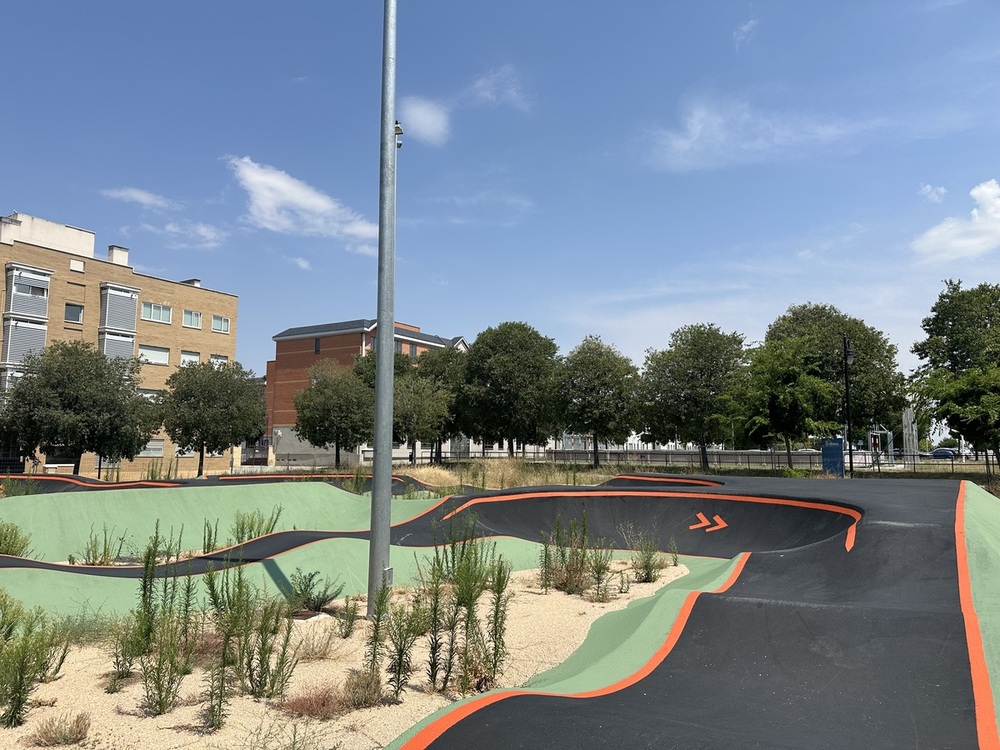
[[8, 562, 687, 750]]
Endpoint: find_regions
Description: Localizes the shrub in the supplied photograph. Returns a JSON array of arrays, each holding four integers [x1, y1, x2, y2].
[[0, 604, 61, 728], [231, 505, 283, 545], [386, 604, 420, 701], [588, 543, 614, 603], [28, 711, 91, 746], [619, 522, 667, 583], [0, 521, 32, 558], [343, 669, 382, 709], [283, 569, 344, 613], [79, 523, 126, 566], [282, 683, 347, 720], [0, 477, 41, 498], [337, 597, 360, 639]]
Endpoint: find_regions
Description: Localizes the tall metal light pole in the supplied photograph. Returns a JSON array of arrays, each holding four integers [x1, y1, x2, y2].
[[368, 0, 398, 617], [843, 334, 855, 478]]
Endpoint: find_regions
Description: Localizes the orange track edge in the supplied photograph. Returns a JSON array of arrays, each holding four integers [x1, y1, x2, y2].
[[955, 481, 1000, 750]]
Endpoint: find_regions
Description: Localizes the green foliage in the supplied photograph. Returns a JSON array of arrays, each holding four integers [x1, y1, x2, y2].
[[556, 336, 640, 467], [79, 523, 126, 566], [392, 376, 452, 459], [643, 324, 746, 472], [343, 668, 383, 709], [766, 303, 906, 436], [0, 593, 65, 728], [0, 340, 160, 473], [385, 604, 421, 701], [0, 477, 40, 497], [364, 579, 392, 677], [161, 360, 266, 476], [294, 361, 374, 467], [588, 543, 614, 602], [352, 348, 414, 389], [203, 663, 229, 731], [0, 522, 32, 558], [460, 322, 559, 453], [283, 568, 344, 613], [203, 518, 220, 554], [543, 513, 591, 596], [620, 522, 666, 583], [231, 505, 283, 544], [744, 337, 840, 467], [485, 559, 513, 684], [337, 597, 360, 639]]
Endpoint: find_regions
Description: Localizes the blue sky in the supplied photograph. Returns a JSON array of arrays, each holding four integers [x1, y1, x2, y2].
[[5, 1, 1000, 377]]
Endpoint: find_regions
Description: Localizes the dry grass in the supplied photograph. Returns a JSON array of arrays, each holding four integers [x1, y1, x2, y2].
[[28, 711, 91, 746], [293, 618, 336, 662], [281, 682, 349, 721], [402, 459, 616, 492]]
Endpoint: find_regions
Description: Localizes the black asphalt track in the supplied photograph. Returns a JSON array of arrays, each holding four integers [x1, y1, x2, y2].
[[0, 473, 993, 748]]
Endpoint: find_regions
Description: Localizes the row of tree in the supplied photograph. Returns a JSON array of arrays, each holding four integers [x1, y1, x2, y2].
[[0, 341, 266, 476], [294, 301, 914, 471], [3, 280, 994, 476]]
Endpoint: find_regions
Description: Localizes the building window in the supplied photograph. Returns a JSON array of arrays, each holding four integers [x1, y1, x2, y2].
[[210, 354, 229, 366], [395, 340, 402, 353], [314, 338, 320, 354], [64, 303, 84, 324], [13, 282, 47, 298], [182, 310, 202, 329], [138, 344, 169, 365], [138, 389, 163, 401], [139, 439, 165, 457], [409, 343, 417, 358], [141, 302, 172, 324], [180, 350, 200, 366], [99, 332, 134, 359], [211, 315, 230, 334]]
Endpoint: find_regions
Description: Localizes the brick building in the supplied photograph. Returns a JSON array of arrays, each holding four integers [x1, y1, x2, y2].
[[266, 319, 466, 464], [0, 211, 239, 476]]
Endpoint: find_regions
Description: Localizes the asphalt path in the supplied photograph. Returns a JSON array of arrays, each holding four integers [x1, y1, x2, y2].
[[0, 473, 994, 748]]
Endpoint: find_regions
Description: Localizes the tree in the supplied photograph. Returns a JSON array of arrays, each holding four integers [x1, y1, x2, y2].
[[641, 325, 746, 472], [460, 322, 559, 455], [393, 376, 452, 463], [912, 281, 1000, 470], [352, 349, 415, 389], [0, 340, 160, 474], [293, 361, 375, 467], [744, 337, 839, 467], [556, 336, 639, 467], [161, 361, 266, 476], [416, 346, 468, 462], [766, 303, 906, 439]]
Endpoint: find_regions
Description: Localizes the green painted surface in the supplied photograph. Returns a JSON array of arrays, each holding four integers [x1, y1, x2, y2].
[[963, 481, 1000, 730], [0, 482, 440, 562], [387, 554, 742, 749]]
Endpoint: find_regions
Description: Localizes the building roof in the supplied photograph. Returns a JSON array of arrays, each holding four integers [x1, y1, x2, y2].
[[272, 319, 465, 349]]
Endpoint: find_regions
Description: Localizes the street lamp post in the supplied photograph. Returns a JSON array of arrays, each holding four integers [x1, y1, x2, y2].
[[368, 0, 399, 618], [843, 334, 854, 478]]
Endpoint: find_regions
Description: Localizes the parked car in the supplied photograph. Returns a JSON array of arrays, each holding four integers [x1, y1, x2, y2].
[[929, 447, 957, 459]]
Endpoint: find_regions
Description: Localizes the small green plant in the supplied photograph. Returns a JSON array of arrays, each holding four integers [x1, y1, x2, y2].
[[385, 604, 420, 701], [364, 578, 392, 677], [231, 505, 283, 544], [1, 476, 41, 498], [0, 597, 63, 728], [485, 558, 513, 685], [343, 668, 383, 709], [587, 543, 614, 603], [79, 523, 127, 566], [28, 711, 91, 746], [203, 662, 229, 731], [0, 521, 32, 558], [668, 535, 680, 567], [283, 568, 344, 613], [106, 614, 146, 693], [617, 570, 631, 594], [202, 519, 220, 554], [620, 522, 667, 583], [139, 614, 192, 715], [337, 597, 360, 638]]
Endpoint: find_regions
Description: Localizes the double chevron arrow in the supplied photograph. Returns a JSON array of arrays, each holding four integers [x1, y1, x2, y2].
[[689, 512, 728, 533]]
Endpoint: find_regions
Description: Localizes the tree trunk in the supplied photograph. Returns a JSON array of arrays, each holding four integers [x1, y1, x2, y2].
[[592, 433, 601, 468], [699, 441, 709, 473], [335, 442, 341, 468], [73, 453, 82, 475], [783, 437, 793, 469], [508, 438, 515, 458], [409, 439, 416, 465], [198, 444, 206, 477]]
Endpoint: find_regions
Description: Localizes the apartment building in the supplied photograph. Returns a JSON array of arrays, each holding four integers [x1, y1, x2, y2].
[[0, 211, 238, 476], [266, 318, 466, 464]]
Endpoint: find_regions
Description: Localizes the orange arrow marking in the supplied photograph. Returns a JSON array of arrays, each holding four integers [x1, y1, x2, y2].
[[689, 512, 711, 530], [689, 512, 727, 532], [705, 514, 728, 532]]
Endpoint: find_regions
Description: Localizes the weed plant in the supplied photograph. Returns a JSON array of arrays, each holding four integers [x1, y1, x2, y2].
[[203, 663, 229, 731], [283, 568, 344, 613], [0, 476, 41, 498], [231, 505, 283, 544], [0, 594, 66, 728], [386, 604, 420, 701], [202, 519, 220, 554], [79, 523, 127, 566], [588, 543, 614, 603], [337, 597, 360, 638], [282, 682, 347, 720], [28, 711, 91, 746], [620, 522, 667, 583], [485, 559, 513, 685], [0, 521, 32, 558]]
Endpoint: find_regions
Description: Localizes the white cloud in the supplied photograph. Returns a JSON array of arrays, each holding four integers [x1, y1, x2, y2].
[[467, 65, 530, 112], [227, 156, 377, 243], [101, 187, 174, 209], [733, 19, 759, 50], [286, 256, 312, 271], [399, 97, 451, 146], [918, 183, 947, 203], [911, 179, 1000, 260], [140, 220, 227, 249], [644, 96, 882, 171]]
